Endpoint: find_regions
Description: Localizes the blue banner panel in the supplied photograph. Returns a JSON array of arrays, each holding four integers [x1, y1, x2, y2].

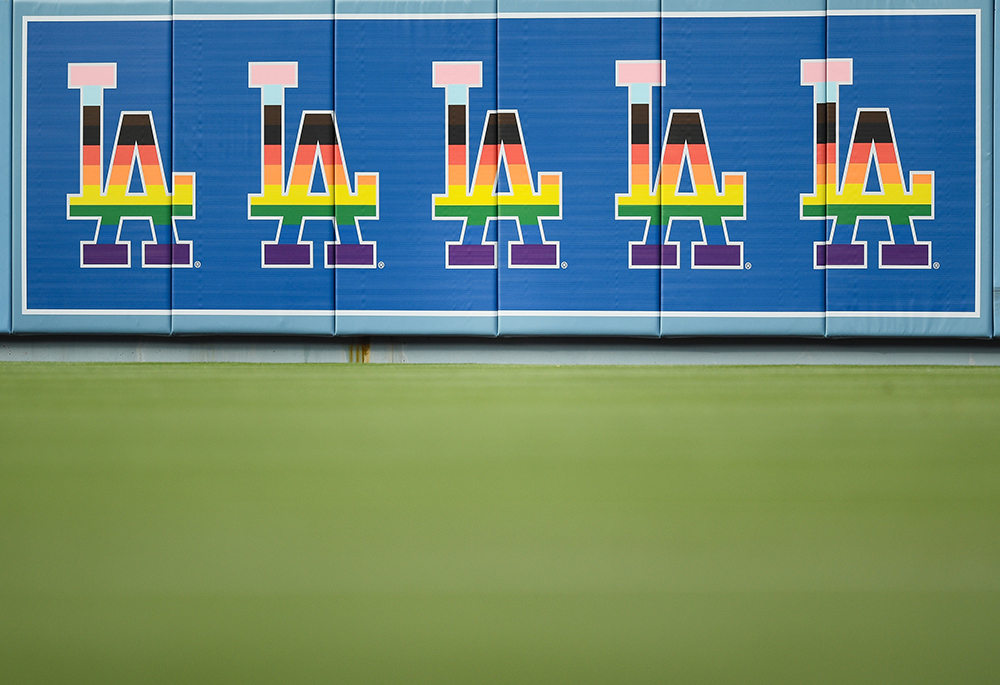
[[334, 3, 498, 336], [15, 2, 173, 333], [823, 5, 991, 337], [658, 12, 827, 337], [496, 5, 661, 336], [9, 1, 992, 337], [170, 10, 336, 334]]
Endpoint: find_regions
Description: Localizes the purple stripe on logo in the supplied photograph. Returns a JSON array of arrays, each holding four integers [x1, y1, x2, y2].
[[332, 244, 375, 266], [448, 244, 495, 267], [820, 244, 865, 267], [83, 243, 128, 265], [264, 243, 311, 266], [510, 244, 557, 266], [172, 243, 191, 265], [661, 244, 678, 266], [693, 244, 741, 267], [631, 244, 660, 266], [631, 244, 678, 267], [881, 244, 929, 267], [144, 244, 172, 265]]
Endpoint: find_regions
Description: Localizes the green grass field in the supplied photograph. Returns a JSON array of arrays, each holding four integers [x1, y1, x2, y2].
[[1, 363, 998, 684]]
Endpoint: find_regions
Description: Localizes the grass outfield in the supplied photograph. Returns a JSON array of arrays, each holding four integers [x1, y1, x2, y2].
[[1, 363, 998, 684]]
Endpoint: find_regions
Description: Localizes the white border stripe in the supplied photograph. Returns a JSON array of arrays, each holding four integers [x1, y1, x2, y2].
[[19, 10, 984, 322], [23, 308, 978, 318]]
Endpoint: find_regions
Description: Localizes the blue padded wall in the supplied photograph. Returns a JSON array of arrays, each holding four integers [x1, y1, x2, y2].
[[5, 0, 995, 337], [334, 0, 499, 336], [13, 0, 173, 333], [170, 0, 336, 335], [823, 0, 992, 337], [496, 1, 662, 336], [657, 3, 828, 337]]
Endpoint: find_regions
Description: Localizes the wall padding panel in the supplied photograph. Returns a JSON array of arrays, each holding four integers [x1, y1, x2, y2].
[[5, 0, 994, 337], [334, 0, 499, 335], [14, 0, 173, 333], [823, 2, 992, 336], [171, 0, 337, 334]]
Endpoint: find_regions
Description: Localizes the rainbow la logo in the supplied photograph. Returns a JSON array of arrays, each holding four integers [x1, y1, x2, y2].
[[67, 63, 195, 268], [432, 62, 562, 269], [615, 61, 747, 269], [248, 62, 379, 269], [801, 59, 934, 269]]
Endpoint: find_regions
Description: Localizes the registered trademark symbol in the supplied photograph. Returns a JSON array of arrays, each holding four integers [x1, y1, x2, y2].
[[377, 261, 385, 269], [933, 262, 940, 269], [194, 260, 201, 268], [560, 261, 568, 269], [744, 262, 752, 270]]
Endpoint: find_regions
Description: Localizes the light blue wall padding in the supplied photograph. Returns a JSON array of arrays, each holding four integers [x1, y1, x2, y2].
[[170, 313, 336, 335], [331, 0, 837, 13], [1, 0, 11, 333], [13, 0, 173, 333], [336, 312, 498, 336], [9, 312, 172, 334], [661, 316, 826, 337], [500, 315, 659, 337], [336, 0, 495, 15], [824, 315, 992, 339], [173, 0, 334, 15], [505, 0, 826, 11]]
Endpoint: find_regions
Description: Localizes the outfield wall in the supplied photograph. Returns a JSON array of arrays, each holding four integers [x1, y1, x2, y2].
[[1, 0, 996, 337]]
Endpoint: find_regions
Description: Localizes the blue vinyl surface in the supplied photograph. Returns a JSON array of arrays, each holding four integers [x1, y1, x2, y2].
[[334, 8, 499, 336], [6, 1, 994, 336], [170, 17, 336, 335], [13, 0, 173, 333]]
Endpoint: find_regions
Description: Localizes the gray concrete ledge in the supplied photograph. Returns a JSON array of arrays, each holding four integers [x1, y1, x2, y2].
[[3, 335, 1000, 365]]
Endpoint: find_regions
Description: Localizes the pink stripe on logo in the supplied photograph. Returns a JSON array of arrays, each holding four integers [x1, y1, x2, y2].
[[826, 59, 852, 83], [800, 60, 827, 84], [616, 61, 664, 86], [433, 62, 482, 87], [249, 63, 298, 87], [68, 64, 116, 88], [802, 59, 852, 85]]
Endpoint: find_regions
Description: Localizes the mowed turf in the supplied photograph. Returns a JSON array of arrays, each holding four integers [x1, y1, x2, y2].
[[1, 363, 998, 684]]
